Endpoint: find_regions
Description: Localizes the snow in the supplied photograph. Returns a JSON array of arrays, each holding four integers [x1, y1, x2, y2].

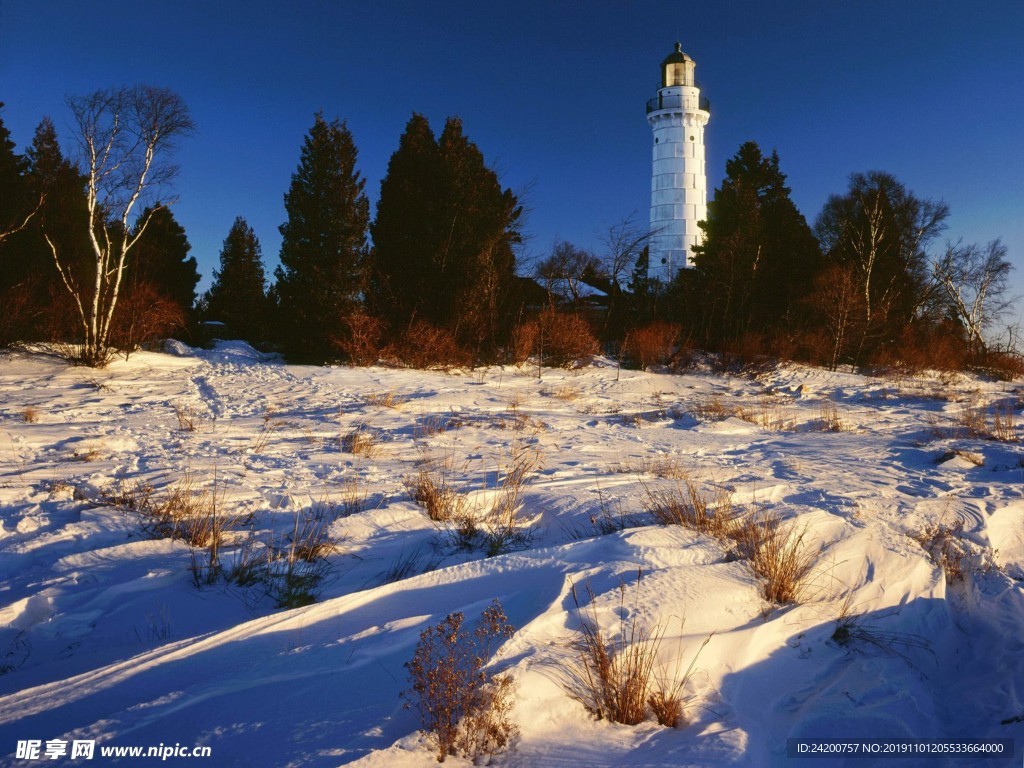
[[0, 343, 1021, 766]]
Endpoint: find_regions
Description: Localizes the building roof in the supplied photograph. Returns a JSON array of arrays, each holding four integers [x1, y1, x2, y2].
[[661, 41, 693, 67]]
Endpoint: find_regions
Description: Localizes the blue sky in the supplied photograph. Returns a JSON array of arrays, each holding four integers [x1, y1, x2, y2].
[[2, 1, 1022, 309]]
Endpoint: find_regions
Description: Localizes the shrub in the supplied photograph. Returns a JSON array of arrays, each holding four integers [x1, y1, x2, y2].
[[538, 309, 600, 368], [404, 600, 518, 763], [644, 477, 736, 540], [508, 317, 540, 364], [622, 321, 681, 369], [382, 320, 473, 370], [332, 310, 384, 366]]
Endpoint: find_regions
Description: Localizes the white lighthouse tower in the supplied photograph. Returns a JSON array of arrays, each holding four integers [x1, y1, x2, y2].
[[646, 42, 710, 281]]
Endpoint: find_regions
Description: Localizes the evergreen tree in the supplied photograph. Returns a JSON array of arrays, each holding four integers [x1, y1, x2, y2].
[[0, 104, 33, 243], [1, 117, 90, 344], [368, 113, 443, 327], [127, 206, 199, 318], [370, 114, 521, 353], [275, 112, 369, 362], [204, 217, 268, 343], [690, 141, 822, 345]]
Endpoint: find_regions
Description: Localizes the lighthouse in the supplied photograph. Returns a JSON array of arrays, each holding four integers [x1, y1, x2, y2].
[[646, 42, 710, 281]]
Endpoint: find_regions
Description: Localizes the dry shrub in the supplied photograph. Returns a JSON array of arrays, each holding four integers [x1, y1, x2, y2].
[[913, 520, 970, 583], [509, 318, 540, 365], [614, 455, 688, 480], [733, 508, 816, 605], [514, 309, 599, 368], [110, 280, 188, 355], [365, 390, 407, 409], [869, 324, 968, 377], [713, 333, 777, 377], [975, 350, 1024, 381], [382, 320, 473, 370], [332, 310, 384, 366], [21, 407, 40, 424], [172, 402, 201, 432], [644, 478, 736, 539], [0, 281, 44, 348], [260, 506, 337, 607], [622, 321, 682, 369], [403, 600, 518, 763]]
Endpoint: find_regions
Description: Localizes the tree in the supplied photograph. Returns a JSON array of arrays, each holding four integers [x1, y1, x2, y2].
[[274, 112, 369, 363], [127, 206, 199, 318], [691, 142, 822, 345], [932, 239, 1014, 355], [0, 117, 90, 346], [536, 241, 599, 308], [43, 86, 194, 366], [368, 114, 443, 329], [815, 171, 949, 363], [0, 104, 42, 245], [203, 217, 268, 343], [370, 115, 521, 354]]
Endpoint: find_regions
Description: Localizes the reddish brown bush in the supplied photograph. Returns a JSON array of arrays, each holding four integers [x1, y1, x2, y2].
[[508, 318, 540, 364], [382, 320, 473, 370], [869, 324, 968, 377], [622, 321, 681, 369], [712, 333, 776, 376], [110, 281, 187, 355], [332, 310, 384, 366], [538, 309, 600, 368]]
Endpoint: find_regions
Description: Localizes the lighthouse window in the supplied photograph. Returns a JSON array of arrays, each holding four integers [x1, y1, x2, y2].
[[655, 138, 659, 144], [690, 135, 695, 141]]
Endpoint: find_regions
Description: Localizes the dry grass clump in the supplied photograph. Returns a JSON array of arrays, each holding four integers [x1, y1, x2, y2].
[[930, 397, 1018, 442], [733, 508, 816, 605], [414, 414, 463, 439], [365, 390, 407, 409], [809, 398, 846, 432], [831, 594, 933, 662], [613, 455, 689, 480], [644, 477, 736, 540], [21, 406, 39, 423], [564, 579, 660, 726], [172, 402, 201, 432], [912, 519, 971, 583], [407, 466, 467, 523], [403, 600, 518, 763], [249, 413, 281, 454], [544, 385, 581, 401], [341, 424, 378, 457], [562, 575, 708, 728], [688, 394, 735, 422], [737, 396, 796, 432], [481, 442, 541, 556]]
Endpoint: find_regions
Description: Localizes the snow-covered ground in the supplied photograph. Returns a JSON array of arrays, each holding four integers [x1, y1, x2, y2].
[[0, 343, 1021, 767]]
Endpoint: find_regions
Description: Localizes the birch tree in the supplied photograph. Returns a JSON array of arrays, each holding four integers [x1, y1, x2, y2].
[[45, 86, 193, 366], [932, 239, 1014, 355]]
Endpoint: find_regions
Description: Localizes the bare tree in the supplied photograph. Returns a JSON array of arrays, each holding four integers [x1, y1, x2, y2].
[[0, 196, 43, 245], [932, 239, 1015, 355], [535, 241, 599, 308], [44, 85, 194, 366]]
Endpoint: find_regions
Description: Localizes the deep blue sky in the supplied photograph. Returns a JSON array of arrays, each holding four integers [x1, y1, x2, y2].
[[2, 1, 1022, 308]]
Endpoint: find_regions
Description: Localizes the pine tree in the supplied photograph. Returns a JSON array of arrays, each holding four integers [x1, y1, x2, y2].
[[204, 217, 268, 343], [128, 206, 199, 317], [369, 114, 521, 354], [1, 117, 90, 344], [691, 141, 822, 345], [0, 104, 32, 243], [274, 112, 369, 363], [368, 113, 443, 328]]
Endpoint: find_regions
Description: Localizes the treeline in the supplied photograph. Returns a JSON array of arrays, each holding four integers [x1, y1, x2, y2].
[[659, 142, 1016, 375], [0, 92, 1016, 374]]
